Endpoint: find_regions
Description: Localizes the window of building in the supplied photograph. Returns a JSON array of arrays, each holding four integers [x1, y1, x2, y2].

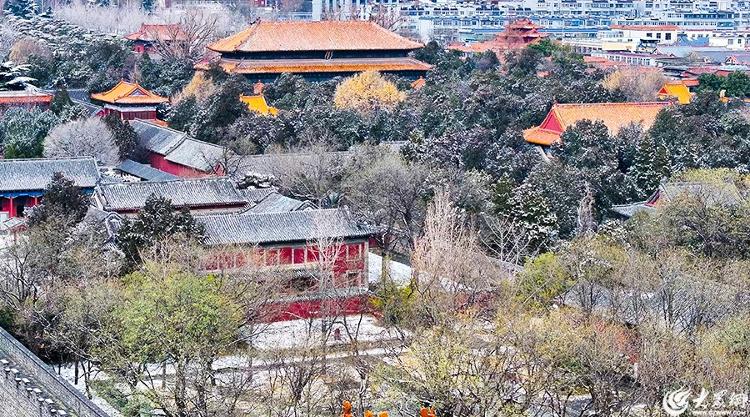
[[293, 248, 306, 264], [347, 243, 361, 260], [279, 247, 293, 264], [265, 249, 279, 266]]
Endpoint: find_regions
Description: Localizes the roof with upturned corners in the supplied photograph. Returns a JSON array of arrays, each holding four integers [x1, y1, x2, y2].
[[90, 80, 168, 105], [524, 102, 668, 146], [207, 21, 423, 53]]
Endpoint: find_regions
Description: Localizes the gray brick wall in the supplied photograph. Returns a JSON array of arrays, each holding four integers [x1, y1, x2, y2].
[[0, 364, 61, 417], [0, 326, 110, 417]]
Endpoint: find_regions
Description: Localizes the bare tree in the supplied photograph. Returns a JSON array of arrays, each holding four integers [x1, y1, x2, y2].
[[153, 10, 219, 61], [44, 117, 119, 165]]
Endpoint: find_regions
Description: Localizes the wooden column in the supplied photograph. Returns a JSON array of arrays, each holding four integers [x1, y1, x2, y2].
[[8, 197, 14, 218]]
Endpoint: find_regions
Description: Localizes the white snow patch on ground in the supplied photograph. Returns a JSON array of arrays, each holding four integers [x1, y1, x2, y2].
[[368, 252, 411, 286], [251, 314, 398, 350], [57, 365, 123, 417]]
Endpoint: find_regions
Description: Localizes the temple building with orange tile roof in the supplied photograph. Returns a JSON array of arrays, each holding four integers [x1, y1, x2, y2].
[[657, 80, 694, 104], [195, 20, 431, 82], [450, 19, 547, 58], [90, 80, 169, 122], [523, 102, 669, 147], [0, 90, 53, 113], [125, 23, 187, 54], [241, 94, 278, 116]]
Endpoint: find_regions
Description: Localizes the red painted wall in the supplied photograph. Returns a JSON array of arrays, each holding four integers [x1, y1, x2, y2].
[[0, 196, 39, 218], [103, 108, 157, 121], [0, 198, 9, 217], [265, 294, 370, 322], [540, 110, 564, 133], [148, 153, 215, 178], [202, 240, 371, 321]]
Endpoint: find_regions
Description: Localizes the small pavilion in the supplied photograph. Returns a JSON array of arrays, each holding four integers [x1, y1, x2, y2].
[[90, 80, 168, 122]]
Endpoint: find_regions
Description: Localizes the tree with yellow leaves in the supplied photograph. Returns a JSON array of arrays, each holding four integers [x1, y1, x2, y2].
[[333, 71, 405, 114]]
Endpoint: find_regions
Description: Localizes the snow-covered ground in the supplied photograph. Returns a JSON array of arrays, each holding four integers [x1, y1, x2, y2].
[[58, 314, 403, 409], [250, 314, 400, 350], [57, 365, 123, 417], [368, 253, 411, 286]]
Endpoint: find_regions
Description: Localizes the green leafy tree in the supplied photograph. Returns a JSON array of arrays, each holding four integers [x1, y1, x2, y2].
[[3, 0, 38, 18], [412, 40, 444, 65], [698, 72, 750, 98], [189, 75, 249, 143], [630, 135, 670, 197], [166, 95, 198, 132], [138, 54, 194, 97], [648, 93, 750, 172], [505, 182, 558, 250], [525, 161, 586, 239], [516, 252, 572, 310], [527, 38, 557, 56], [100, 263, 242, 417], [0, 61, 35, 90], [474, 50, 500, 72], [50, 87, 73, 115], [697, 73, 724, 93]]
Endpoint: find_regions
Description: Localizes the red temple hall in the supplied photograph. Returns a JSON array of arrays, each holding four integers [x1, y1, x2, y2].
[[90, 80, 168, 122]]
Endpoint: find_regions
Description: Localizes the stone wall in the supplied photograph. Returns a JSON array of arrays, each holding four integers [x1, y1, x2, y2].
[[0, 360, 65, 417], [0, 326, 110, 417]]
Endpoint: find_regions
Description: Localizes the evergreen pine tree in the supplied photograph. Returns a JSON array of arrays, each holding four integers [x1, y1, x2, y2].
[[631, 135, 671, 197], [4, 0, 38, 18], [27, 173, 89, 227], [167, 96, 198, 132], [507, 182, 558, 250], [189, 75, 249, 143], [631, 135, 658, 196], [104, 113, 141, 161], [50, 87, 73, 115], [116, 195, 205, 269]]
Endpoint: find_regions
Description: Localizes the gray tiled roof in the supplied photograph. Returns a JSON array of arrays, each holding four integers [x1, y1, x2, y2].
[[45, 89, 103, 116], [234, 143, 405, 178], [164, 138, 226, 172], [73, 100, 103, 116], [0, 157, 100, 192], [116, 159, 180, 181], [131, 119, 186, 155], [96, 177, 249, 211], [241, 187, 277, 203], [610, 202, 654, 218], [66, 88, 93, 104], [610, 181, 743, 218], [246, 192, 312, 213], [198, 208, 374, 245]]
